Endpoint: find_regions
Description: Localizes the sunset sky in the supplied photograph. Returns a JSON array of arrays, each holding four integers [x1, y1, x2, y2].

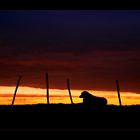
[[0, 10, 140, 105]]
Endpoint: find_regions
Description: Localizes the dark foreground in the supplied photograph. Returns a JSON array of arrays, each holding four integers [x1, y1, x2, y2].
[[0, 104, 140, 140], [0, 104, 140, 138]]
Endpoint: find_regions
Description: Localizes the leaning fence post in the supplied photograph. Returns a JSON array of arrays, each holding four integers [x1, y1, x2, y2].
[[67, 79, 73, 104], [12, 75, 22, 106], [116, 80, 122, 106]]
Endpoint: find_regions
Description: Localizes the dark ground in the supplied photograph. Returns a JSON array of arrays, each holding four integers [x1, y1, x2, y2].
[[0, 104, 140, 138]]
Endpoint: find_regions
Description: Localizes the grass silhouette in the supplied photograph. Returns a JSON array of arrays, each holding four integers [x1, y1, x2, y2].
[[0, 103, 140, 130]]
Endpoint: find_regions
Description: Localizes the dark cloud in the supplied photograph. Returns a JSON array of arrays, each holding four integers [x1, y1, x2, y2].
[[0, 10, 140, 93]]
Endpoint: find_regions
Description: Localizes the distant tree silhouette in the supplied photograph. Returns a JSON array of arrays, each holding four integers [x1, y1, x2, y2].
[[79, 91, 107, 106]]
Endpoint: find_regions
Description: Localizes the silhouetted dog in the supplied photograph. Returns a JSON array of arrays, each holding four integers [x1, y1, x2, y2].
[[79, 91, 107, 106]]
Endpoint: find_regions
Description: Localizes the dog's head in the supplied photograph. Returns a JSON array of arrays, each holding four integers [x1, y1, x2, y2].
[[79, 91, 91, 98]]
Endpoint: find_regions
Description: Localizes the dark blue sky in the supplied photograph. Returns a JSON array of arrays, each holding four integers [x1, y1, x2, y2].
[[0, 10, 140, 93], [1, 11, 140, 45]]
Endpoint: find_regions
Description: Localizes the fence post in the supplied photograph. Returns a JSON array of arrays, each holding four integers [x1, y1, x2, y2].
[[46, 72, 49, 104], [67, 79, 73, 104], [12, 75, 22, 106], [116, 80, 122, 106]]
